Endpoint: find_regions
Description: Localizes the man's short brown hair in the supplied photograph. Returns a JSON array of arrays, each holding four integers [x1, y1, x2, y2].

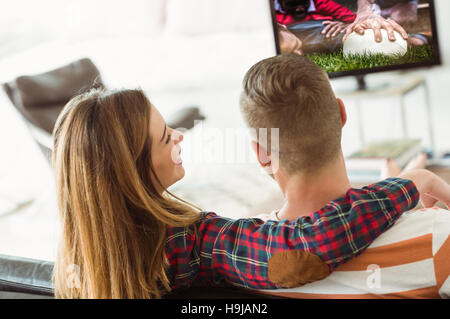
[[239, 54, 342, 175]]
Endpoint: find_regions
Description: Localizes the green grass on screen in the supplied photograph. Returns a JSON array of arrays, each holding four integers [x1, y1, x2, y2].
[[307, 45, 434, 73]]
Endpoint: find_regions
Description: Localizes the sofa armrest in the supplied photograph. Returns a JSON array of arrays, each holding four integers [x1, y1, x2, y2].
[[0, 254, 286, 299], [0, 254, 54, 296]]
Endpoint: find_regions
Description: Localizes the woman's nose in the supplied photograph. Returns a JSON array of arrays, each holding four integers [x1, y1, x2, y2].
[[172, 129, 184, 144]]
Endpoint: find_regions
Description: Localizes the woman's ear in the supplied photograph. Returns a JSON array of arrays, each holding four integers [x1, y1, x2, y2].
[[250, 140, 272, 167], [337, 97, 347, 128]]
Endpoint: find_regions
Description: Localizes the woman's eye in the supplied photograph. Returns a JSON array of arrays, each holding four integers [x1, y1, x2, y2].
[[166, 134, 171, 144]]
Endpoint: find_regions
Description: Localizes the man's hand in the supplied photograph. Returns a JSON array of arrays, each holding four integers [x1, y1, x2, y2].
[[398, 169, 450, 209], [321, 21, 348, 39], [343, 14, 408, 43]]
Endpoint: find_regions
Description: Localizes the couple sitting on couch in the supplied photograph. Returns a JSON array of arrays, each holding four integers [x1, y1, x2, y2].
[[50, 54, 450, 299]]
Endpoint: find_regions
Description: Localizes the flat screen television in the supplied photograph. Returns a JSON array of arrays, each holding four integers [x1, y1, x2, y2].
[[270, 0, 442, 88]]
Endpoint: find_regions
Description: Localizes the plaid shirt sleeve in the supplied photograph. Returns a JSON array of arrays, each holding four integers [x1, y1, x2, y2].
[[166, 177, 419, 290]]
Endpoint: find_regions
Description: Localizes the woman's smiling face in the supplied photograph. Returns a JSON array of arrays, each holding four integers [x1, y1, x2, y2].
[[149, 104, 185, 193]]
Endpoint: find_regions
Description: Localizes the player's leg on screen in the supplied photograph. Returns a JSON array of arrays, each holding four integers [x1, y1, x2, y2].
[[407, 33, 430, 46], [377, 0, 419, 36], [384, 2, 418, 25]]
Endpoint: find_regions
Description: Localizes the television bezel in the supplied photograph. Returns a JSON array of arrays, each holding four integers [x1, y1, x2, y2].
[[269, 0, 442, 79]]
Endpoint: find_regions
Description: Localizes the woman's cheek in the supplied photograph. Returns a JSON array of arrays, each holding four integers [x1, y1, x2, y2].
[[170, 145, 178, 164]]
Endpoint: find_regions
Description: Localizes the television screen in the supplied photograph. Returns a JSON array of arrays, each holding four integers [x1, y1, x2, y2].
[[270, 0, 441, 78]]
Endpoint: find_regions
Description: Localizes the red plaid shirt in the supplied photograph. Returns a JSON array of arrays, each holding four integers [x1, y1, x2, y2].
[[166, 178, 419, 290]]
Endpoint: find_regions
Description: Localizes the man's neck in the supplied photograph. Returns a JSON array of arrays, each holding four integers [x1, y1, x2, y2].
[[277, 152, 351, 221]]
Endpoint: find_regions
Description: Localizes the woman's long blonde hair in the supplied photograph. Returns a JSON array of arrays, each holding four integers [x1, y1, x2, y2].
[[52, 88, 200, 299]]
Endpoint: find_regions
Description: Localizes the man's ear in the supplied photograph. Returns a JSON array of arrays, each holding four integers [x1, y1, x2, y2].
[[337, 97, 347, 128], [250, 140, 272, 167]]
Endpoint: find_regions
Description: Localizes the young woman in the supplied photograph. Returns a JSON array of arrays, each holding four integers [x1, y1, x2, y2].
[[52, 88, 422, 298]]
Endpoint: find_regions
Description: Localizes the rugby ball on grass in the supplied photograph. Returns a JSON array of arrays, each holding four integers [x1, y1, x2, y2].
[[343, 29, 407, 57]]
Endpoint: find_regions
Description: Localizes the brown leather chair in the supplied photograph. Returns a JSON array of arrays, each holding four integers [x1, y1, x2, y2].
[[2, 58, 205, 163], [2, 58, 104, 161]]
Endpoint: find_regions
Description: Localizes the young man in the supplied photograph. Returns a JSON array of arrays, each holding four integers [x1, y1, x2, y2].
[[239, 54, 450, 298]]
